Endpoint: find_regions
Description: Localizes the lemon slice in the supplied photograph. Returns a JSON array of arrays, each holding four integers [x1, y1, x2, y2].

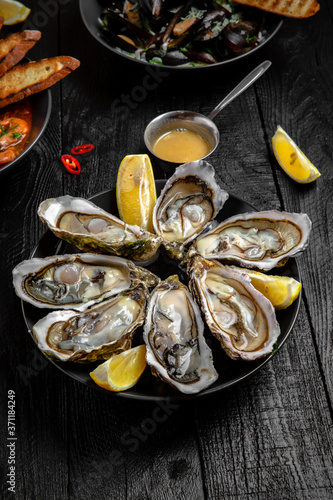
[[116, 154, 156, 233], [0, 0, 31, 25], [90, 345, 147, 392], [233, 267, 302, 310], [272, 126, 321, 183]]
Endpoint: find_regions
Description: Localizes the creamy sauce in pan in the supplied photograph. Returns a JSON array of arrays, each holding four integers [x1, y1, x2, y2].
[[153, 128, 211, 163]]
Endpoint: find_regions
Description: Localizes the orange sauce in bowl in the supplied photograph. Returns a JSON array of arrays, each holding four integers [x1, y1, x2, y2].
[[153, 128, 211, 163], [0, 99, 32, 165]]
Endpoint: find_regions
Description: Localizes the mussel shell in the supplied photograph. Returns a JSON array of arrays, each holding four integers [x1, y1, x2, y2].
[[138, 0, 165, 20], [184, 48, 217, 65], [100, 7, 151, 40], [194, 11, 227, 43], [100, 30, 138, 53], [161, 49, 190, 66], [221, 21, 259, 54]]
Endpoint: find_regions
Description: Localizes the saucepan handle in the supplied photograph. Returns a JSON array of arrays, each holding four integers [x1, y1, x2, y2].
[[207, 60, 272, 121]]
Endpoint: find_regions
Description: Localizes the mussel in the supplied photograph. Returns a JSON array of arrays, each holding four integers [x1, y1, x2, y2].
[[98, 1, 266, 66], [221, 20, 259, 54]]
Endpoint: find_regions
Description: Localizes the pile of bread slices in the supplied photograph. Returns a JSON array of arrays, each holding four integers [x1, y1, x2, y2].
[[0, 17, 80, 109]]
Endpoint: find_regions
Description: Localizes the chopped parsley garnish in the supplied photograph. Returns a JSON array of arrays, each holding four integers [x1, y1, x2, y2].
[[271, 342, 279, 357], [149, 59, 163, 65], [182, 7, 206, 21], [246, 34, 257, 44], [227, 0, 235, 14]]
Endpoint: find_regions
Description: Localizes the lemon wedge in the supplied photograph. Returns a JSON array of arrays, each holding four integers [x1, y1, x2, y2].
[[232, 267, 302, 310], [0, 0, 31, 25], [272, 126, 321, 183], [116, 154, 156, 233], [90, 345, 147, 392]]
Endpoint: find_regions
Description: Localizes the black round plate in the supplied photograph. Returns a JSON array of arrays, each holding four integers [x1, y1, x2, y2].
[[0, 90, 52, 175], [22, 183, 301, 401], [79, 0, 283, 71]]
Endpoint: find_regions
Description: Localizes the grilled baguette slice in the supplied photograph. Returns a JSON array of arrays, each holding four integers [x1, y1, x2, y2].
[[0, 56, 80, 108], [0, 30, 41, 78], [233, 0, 320, 18]]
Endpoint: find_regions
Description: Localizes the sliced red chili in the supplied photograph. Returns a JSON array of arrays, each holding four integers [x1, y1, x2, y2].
[[71, 144, 94, 155], [61, 154, 81, 175]]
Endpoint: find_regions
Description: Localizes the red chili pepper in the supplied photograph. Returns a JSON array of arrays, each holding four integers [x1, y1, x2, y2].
[[71, 144, 94, 155], [61, 154, 81, 175]]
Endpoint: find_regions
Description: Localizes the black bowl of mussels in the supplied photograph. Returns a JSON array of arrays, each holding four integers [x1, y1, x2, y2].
[[80, 0, 283, 69]]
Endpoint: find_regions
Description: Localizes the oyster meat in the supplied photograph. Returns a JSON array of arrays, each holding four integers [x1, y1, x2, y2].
[[13, 253, 159, 311], [187, 254, 280, 361], [33, 283, 148, 362], [143, 275, 218, 394], [152, 160, 229, 260], [191, 210, 311, 270], [38, 195, 162, 262]]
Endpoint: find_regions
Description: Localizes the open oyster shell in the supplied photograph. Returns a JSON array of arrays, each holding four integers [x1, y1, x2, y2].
[[13, 253, 159, 311], [187, 254, 280, 361], [33, 283, 148, 362], [190, 210, 311, 271], [152, 160, 229, 260], [38, 195, 162, 263], [143, 275, 218, 394]]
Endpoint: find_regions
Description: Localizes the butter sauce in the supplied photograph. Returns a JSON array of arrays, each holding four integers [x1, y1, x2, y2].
[[153, 128, 211, 163]]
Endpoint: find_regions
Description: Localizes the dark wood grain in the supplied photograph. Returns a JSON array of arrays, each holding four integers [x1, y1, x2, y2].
[[1, 0, 333, 499]]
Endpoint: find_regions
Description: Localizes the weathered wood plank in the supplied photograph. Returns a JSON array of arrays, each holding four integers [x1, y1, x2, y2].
[[255, 2, 333, 400], [196, 305, 333, 499], [67, 387, 205, 500]]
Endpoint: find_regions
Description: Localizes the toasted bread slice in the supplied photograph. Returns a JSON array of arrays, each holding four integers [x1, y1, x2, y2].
[[233, 0, 320, 18], [0, 16, 4, 30], [0, 30, 41, 78], [0, 56, 80, 108]]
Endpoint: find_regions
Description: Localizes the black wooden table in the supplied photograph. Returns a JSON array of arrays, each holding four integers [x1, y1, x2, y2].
[[1, 1, 333, 499]]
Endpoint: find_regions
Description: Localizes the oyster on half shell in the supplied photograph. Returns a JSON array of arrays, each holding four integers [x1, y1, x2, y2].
[[143, 275, 218, 394], [38, 196, 162, 263], [33, 283, 148, 362], [190, 210, 311, 271], [13, 253, 159, 311], [153, 160, 229, 260], [187, 254, 280, 361]]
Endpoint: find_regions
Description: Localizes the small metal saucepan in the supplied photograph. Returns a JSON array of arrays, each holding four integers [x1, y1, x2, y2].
[[144, 60, 271, 174]]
